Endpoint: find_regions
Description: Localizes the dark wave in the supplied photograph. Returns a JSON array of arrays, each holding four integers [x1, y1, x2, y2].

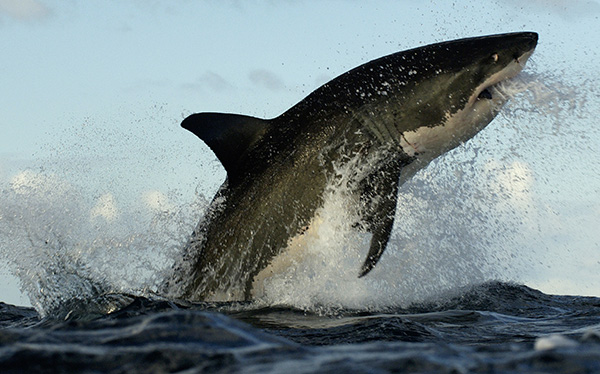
[[1, 282, 600, 373]]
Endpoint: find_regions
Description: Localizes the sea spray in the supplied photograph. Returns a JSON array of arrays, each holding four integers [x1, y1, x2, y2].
[[253, 69, 596, 310], [254, 144, 529, 310], [0, 112, 211, 316], [0, 69, 597, 315]]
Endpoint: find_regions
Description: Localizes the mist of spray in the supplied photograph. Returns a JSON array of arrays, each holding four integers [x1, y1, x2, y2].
[[0, 67, 597, 316]]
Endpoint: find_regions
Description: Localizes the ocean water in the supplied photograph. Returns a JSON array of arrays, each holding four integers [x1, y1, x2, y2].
[[1, 70, 599, 372], [1, 282, 600, 373]]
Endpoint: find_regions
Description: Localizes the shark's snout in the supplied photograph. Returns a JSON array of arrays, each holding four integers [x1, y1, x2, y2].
[[515, 32, 538, 57], [522, 32, 538, 49]]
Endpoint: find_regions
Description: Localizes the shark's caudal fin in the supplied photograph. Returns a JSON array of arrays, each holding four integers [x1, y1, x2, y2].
[[181, 113, 270, 183]]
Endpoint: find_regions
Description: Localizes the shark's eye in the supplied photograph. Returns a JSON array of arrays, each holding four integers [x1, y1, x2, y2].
[[491, 53, 499, 62]]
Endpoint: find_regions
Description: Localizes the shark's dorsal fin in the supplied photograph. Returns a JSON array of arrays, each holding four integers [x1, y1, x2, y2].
[[182, 113, 270, 182]]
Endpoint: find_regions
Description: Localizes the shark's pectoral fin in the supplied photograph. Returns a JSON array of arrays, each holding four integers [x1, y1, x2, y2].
[[357, 154, 407, 277], [358, 203, 396, 277]]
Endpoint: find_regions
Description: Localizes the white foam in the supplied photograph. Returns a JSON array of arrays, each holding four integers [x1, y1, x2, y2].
[[0, 166, 206, 316], [253, 145, 524, 310], [534, 334, 579, 351]]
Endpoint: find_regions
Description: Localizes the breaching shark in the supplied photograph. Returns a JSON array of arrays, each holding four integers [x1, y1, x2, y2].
[[166, 32, 538, 301]]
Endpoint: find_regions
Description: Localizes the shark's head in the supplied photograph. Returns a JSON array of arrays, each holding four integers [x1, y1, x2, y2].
[[438, 32, 538, 120], [344, 32, 538, 160], [463, 32, 538, 106]]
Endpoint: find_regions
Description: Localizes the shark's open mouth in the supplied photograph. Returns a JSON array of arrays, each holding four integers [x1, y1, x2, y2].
[[478, 72, 535, 104], [477, 88, 494, 100], [477, 78, 516, 102], [473, 74, 520, 105]]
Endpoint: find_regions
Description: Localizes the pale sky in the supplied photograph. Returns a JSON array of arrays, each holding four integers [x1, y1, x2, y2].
[[1, 0, 599, 307]]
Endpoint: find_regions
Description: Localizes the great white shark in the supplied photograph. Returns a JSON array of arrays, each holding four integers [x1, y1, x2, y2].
[[166, 32, 538, 301]]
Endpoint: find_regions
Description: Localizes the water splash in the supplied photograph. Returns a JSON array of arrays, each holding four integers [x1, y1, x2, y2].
[[253, 68, 599, 310], [253, 147, 529, 310], [0, 112, 210, 317], [1, 67, 598, 315], [0, 169, 207, 316]]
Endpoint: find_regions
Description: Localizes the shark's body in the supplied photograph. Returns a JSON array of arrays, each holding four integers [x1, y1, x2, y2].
[[167, 32, 538, 301]]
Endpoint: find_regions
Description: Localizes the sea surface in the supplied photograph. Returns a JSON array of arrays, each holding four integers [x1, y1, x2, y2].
[[1, 282, 599, 373]]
